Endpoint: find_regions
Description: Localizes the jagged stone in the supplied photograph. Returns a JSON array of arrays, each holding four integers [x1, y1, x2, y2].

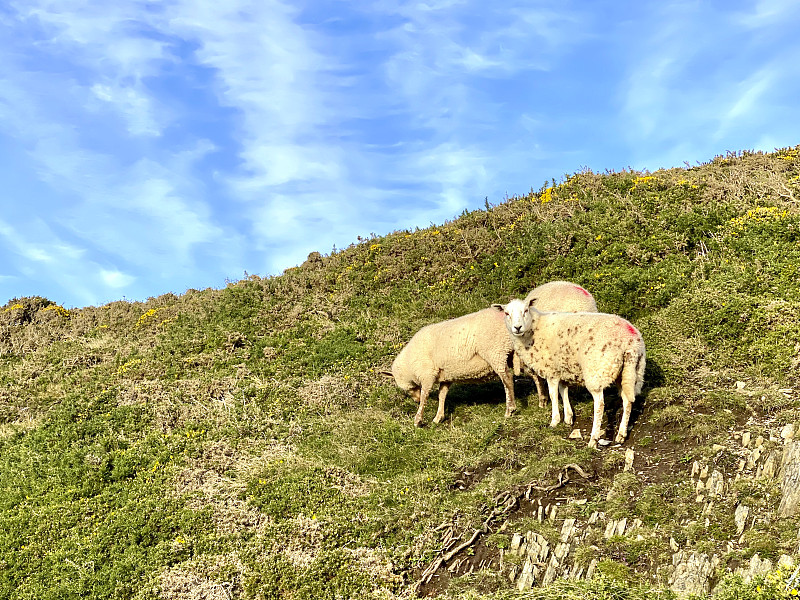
[[699, 464, 709, 479], [737, 552, 773, 583], [616, 518, 627, 536], [691, 461, 700, 478], [515, 532, 552, 590], [588, 511, 600, 524], [780, 441, 800, 516], [757, 450, 781, 479], [742, 431, 751, 447], [604, 520, 617, 539], [585, 558, 598, 580], [624, 448, 635, 472], [735, 504, 750, 535], [755, 435, 764, 449], [669, 551, 715, 598], [517, 558, 537, 591], [783, 424, 797, 442], [779, 554, 795, 569], [736, 381, 746, 390], [569, 428, 582, 439], [707, 470, 725, 496], [560, 518, 576, 542], [670, 537, 679, 552], [748, 446, 763, 468]]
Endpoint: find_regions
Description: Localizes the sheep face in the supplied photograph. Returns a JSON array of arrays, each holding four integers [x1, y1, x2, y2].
[[494, 299, 539, 338]]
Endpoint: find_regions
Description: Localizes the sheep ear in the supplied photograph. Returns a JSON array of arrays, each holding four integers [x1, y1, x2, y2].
[[491, 303, 504, 311], [527, 297, 537, 308]]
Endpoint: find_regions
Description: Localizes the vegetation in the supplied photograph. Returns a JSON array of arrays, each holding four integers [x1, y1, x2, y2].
[[1, 146, 800, 599]]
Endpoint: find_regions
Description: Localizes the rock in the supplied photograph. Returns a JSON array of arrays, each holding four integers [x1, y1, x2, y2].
[[691, 461, 700, 478], [737, 553, 773, 584], [707, 470, 725, 496], [755, 435, 764, 449], [597, 439, 612, 447], [712, 444, 726, 453], [569, 428, 582, 439], [670, 551, 715, 598], [783, 424, 796, 441], [735, 504, 750, 535], [779, 554, 795, 569], [604, 520, 617, 539], [670, 537, 679, 552], [757, 450, 781, 480], [742, 431, 751, 448], [560, 519, 577, 542], [616, 518, 627, 536], [779, 441, 800, 516], [624, 448, 635, 472], [736, 381, 746, 390], [585, 558, 598, 581]]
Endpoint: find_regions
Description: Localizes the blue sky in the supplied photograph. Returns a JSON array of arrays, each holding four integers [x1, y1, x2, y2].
[[2, 0, 799, 308]]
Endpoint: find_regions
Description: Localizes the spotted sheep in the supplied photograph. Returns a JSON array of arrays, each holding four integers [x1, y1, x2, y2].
[[495, 298, 646, 448], [513, 281, 599, 421]]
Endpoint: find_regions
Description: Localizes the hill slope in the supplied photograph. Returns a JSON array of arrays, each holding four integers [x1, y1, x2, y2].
[[2, 146, 800, 599]]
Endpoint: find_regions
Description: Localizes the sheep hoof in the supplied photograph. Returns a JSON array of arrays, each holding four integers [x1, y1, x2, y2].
[[614, 433, 626, 443], [538, 399, 546, 409], [549, 420, 560, 428], [587, 438, 598, 449], [433, 414, 445, 424], [414, 416, 424, 427]]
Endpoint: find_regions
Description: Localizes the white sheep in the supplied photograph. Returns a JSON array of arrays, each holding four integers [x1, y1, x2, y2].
[[524, 280, 598, 313], [496, 298, 646, 448], [390, 308, 515, 426], [518, 281, 598, 415]]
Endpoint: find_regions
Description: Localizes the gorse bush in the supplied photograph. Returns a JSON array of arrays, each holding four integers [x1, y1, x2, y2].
[[1, 146, 800, 599]]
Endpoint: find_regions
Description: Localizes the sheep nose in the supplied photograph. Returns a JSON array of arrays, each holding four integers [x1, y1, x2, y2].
[[513, 325, 522, 334]]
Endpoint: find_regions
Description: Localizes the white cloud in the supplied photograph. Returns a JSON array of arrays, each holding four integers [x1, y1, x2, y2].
[[100, 268, 135, 289]]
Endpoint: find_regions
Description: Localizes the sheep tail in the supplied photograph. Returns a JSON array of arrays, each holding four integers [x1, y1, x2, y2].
[[622, 348, 646, 396], [376, 369, 394, 378]]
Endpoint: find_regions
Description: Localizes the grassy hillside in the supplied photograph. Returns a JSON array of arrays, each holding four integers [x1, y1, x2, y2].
[[2, 146, 800, 599]]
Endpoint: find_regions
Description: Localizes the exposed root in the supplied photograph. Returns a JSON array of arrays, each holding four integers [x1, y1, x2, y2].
[[412, 463, 592, 593]]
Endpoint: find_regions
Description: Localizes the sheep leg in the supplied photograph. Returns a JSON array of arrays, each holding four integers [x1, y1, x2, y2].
[[433, 382, 450, 424], [535, 376, 547, 408], [414, 384, 432, 427], [560, 382, 574, 426], [546, 377, 561, 427], [498, 366, 516, 418], [614, 383, 635, 443], [587, 388, 605, 449]]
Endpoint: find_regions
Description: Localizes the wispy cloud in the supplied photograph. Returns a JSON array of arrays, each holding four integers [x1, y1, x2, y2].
[[1, 0, 799, 307]]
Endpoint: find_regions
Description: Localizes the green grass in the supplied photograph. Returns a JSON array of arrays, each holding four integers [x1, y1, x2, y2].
[[2, 146, 800, 598]]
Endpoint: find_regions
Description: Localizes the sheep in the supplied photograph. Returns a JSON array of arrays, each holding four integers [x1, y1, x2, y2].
[[389, 308, 515, 426], [496, 298, 646, 448], [524, 280, 598, 313], [515, 281, 599, 422]]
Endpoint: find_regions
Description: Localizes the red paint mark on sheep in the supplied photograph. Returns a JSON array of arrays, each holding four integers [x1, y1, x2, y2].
[[620, 320, 638, 337], [573, 285, 591, 297]]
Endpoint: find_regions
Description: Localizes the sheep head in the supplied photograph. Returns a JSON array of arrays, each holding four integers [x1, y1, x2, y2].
[[492, 299, 541, 338]]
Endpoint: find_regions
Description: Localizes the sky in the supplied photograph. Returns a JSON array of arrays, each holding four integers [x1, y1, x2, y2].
[[1, 0, 800, 308]]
